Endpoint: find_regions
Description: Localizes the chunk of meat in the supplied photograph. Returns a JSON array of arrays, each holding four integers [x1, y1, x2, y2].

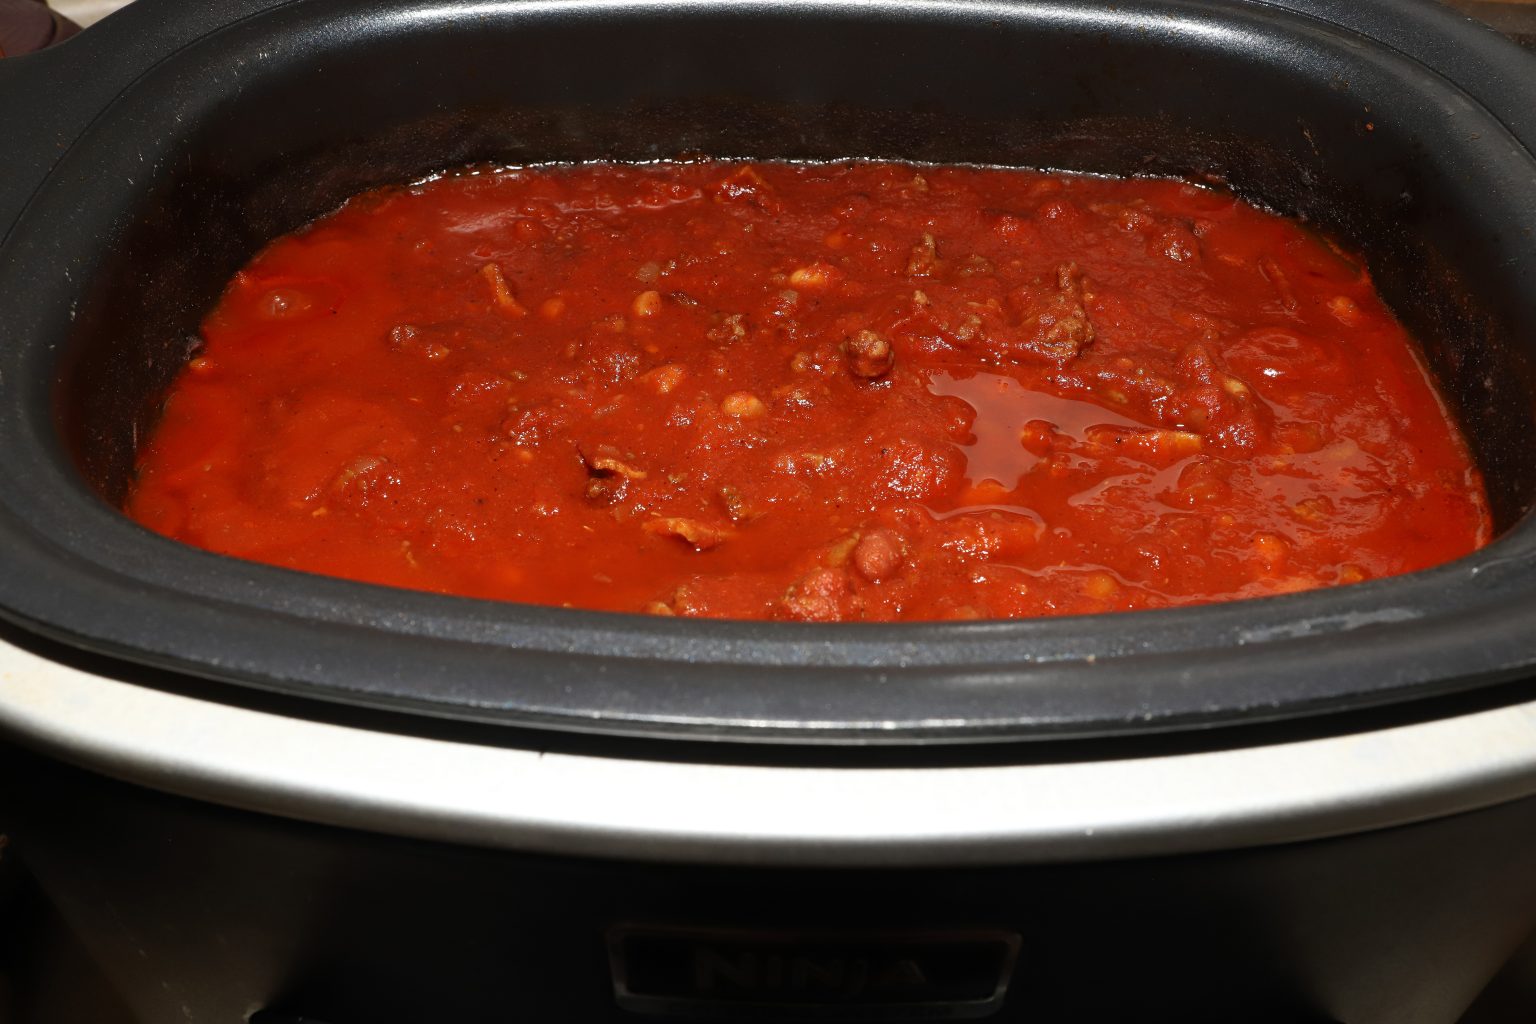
[[1166, 343, 1271, 452], [1006, 262, 1094, 363], [479, 263, 527, 316], [644, 516, 733, 550], [779, 567, 862, 621], [580, 444, 646, 506], [580, 444, 648, 480], [707, 313, 748, 344], [712, 165, 782, 214], [852, 529, 906, 581], [845, 329, 895, 379], [905, 233, 940, 277]]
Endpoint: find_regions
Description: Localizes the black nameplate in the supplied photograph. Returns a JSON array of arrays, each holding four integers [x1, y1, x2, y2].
[[609, 925, 1020, 1020]]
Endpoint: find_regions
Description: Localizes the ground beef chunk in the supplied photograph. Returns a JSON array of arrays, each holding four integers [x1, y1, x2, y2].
[[780, 567, 862, 621], [1006, 262, 1094, 363], [846, 329, 895, 379]]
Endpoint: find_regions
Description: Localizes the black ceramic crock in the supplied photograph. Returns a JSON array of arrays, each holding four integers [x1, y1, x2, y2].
[[1, 0, 1535, 746]]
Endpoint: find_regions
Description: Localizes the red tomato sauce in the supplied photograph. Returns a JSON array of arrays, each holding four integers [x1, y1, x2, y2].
[[124, 161, 1491, 620]]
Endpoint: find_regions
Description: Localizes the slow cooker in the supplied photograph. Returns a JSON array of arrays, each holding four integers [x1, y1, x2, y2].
[[3, 0, 1536, 1021]]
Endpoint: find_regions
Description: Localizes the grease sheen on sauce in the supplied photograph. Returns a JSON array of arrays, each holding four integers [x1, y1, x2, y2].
[[124, 161, 1490, 621]]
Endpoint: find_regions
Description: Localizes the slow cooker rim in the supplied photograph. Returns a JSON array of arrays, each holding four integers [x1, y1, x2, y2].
[[2, 0, 1535, 746], [5, 626, 1536, 866]]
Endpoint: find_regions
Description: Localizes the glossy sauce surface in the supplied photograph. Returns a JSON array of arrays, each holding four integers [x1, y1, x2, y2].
[[125, 162, 1490, 620]]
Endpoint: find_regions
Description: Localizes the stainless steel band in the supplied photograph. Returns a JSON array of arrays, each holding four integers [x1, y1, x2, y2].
[[4, 633, 1536, 866]]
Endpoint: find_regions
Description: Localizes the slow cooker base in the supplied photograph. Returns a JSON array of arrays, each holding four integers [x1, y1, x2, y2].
[[4, 744, 1534, 1024]]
